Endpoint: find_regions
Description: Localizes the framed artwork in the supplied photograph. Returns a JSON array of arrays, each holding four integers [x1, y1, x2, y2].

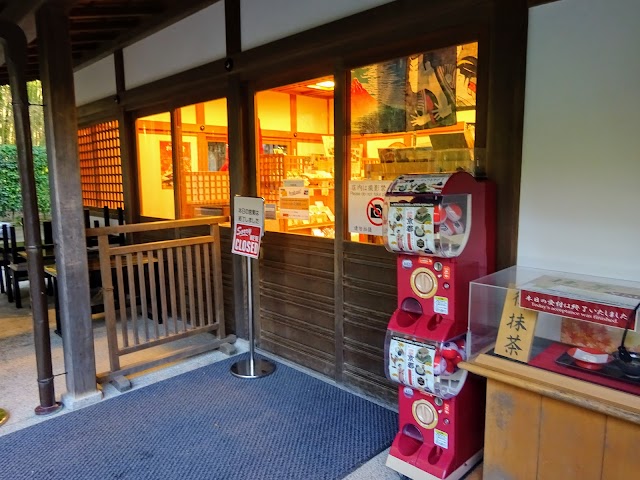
[[160, 141, 191, 189]]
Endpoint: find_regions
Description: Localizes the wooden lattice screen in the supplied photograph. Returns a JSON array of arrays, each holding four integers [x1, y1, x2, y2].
[[258, 154, 310, 204], [184, 171, 230, 206], [78, 120, 125, 210]]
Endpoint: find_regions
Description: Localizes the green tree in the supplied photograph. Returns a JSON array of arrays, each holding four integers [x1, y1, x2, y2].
[[0, 80, 46, 147], [0, 145, 50, 219]]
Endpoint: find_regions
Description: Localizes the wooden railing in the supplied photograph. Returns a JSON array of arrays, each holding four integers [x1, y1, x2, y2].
[[86, 217, 236, 384]]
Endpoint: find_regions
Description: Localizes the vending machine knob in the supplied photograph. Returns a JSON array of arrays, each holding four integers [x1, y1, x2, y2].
[[415, 273, 434, 293], [410, 268, 438, 298], [412, 400, 438, 429]]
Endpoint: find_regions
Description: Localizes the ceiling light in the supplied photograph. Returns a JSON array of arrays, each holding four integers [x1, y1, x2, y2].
[[307, 80, 335, 91]]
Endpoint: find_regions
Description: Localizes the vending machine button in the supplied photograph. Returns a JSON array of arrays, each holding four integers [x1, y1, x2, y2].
[[434, 397, 443, 406], [434, 262, 443, 272]]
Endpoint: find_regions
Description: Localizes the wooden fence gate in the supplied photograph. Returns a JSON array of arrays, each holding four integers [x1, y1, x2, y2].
[[86, 217, 236, 384]]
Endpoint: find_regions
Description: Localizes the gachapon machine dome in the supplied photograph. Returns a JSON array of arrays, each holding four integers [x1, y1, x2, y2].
[[382, 171, 495, 480]]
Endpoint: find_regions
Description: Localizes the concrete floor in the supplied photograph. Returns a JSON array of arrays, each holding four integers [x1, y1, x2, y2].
[[0, 283, 400, 479]]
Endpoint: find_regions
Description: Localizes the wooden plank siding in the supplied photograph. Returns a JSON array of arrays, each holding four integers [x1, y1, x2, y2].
[[342, 242, 397, 404], [258, 233, 335, 377], [219, 226, 236, 336]]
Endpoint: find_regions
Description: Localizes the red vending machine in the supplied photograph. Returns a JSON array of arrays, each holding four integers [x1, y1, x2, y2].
[[383, 172, 495, 480]]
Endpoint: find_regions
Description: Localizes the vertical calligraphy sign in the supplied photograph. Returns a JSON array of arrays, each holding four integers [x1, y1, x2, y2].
[[494, 288, 538, 363]]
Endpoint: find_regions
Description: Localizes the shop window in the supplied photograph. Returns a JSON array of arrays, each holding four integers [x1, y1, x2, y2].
[[256, 77, 335, 238], [136, 112, 175, 219], [135, 98, 229, 220], [348, 42, 478, 244], [78, 120, 124, 210], [177, 99, 229, 218]]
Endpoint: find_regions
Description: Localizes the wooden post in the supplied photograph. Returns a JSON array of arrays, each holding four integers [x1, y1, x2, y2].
[[0, 19, 62, 415], [36, 2, 100, 405]]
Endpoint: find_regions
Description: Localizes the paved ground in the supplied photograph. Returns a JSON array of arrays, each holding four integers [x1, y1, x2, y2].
[[0, 288, 400, 479]]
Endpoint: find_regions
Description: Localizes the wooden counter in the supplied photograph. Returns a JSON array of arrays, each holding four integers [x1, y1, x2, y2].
[[460, 354, 640, 479]]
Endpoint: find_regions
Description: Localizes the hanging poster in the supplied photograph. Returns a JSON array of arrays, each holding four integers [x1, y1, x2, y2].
[[406, 47, 458, 130], [456, 42, 478, 108], [351, 46, 458, 135], [160, 141, 191, 189]]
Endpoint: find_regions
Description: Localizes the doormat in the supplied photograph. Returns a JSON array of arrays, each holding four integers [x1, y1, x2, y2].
[[0, 355, 397, 479]]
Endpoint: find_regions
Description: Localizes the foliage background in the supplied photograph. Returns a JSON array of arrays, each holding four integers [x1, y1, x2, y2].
[[0, 80, 49, 220], [0, 145, 50, 219]]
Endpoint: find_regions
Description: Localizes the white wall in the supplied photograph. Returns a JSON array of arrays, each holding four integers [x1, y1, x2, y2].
[[518, 0, 640, 282], [74, 55, 116, 106], [240, 0, 394, 51], [123, 2, 226, 90]]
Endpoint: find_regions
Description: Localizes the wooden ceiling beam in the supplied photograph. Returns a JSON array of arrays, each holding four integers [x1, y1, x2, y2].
[[69, 5, 163, 21], [73, 0, 222, 70]]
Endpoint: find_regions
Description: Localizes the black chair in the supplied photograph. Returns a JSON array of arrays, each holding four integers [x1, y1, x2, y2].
[[0, 229, 5, 295], [2, 224, 28, 308]]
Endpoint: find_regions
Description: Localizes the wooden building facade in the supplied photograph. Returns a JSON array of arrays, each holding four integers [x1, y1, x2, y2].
[[56, 0, 529, 404]]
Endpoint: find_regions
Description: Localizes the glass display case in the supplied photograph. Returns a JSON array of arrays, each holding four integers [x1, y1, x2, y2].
[[468, 266, 640, 395]]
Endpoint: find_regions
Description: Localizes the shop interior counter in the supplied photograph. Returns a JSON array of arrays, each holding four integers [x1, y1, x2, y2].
[[461, 265, 640, 479]]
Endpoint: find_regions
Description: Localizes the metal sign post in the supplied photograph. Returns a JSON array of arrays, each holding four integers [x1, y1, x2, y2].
[[230, 196, 275, 379]]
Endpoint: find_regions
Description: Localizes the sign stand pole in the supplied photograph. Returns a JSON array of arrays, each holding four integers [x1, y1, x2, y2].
[[230, 255, 275, 379]]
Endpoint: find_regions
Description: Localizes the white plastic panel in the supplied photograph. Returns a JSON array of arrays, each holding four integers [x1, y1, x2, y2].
[[124, 2, 226, 90], [518, 0, 640, 282], [240, 0, 395, 51], [74, 55, 116, 106]]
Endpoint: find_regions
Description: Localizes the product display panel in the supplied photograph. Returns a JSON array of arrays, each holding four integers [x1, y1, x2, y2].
[[468, 266, 640, 396], [255, 77, 336, 238], [348, 42, 480, 246]]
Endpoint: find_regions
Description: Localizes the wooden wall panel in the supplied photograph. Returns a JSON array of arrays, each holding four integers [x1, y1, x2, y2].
[[484, 379, 541, 480], [538, 396, 606, 480], [602, 416, 640, 479], [258, 233, 335, 377], [342, 242, 397, 403], [220, 226, 236, 335]]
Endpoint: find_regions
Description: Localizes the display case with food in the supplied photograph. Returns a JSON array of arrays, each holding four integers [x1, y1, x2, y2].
[[258, 153, 336, 237], [468, 266, 640, 396]]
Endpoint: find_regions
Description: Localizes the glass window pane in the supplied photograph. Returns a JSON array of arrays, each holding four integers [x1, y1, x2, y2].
[[348, 42, 478, 244], [256, 77, 335, 238], [136, 112, 175, 219], [178, 99, 229, 218]]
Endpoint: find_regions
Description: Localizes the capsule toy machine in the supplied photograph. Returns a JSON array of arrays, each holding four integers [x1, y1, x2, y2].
[[383, 172, 495, 480]]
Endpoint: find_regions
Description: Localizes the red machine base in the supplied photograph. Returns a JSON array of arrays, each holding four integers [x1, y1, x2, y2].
[[386, 449, 482, 480]]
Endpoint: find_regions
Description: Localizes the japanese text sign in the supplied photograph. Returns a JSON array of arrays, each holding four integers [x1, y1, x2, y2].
[[495, 288, 538, 363], [231, 196, 264, 259], [519, 291, 636, 331], [280, 179, 310, 220], [518, 275, 640, 331], [348, 180, 392, 236]]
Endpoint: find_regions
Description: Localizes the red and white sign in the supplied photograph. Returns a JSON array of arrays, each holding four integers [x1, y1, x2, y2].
[[231, 223, 262, 259], [232, 196, 264, 259], [519, 290, 636, 330]]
